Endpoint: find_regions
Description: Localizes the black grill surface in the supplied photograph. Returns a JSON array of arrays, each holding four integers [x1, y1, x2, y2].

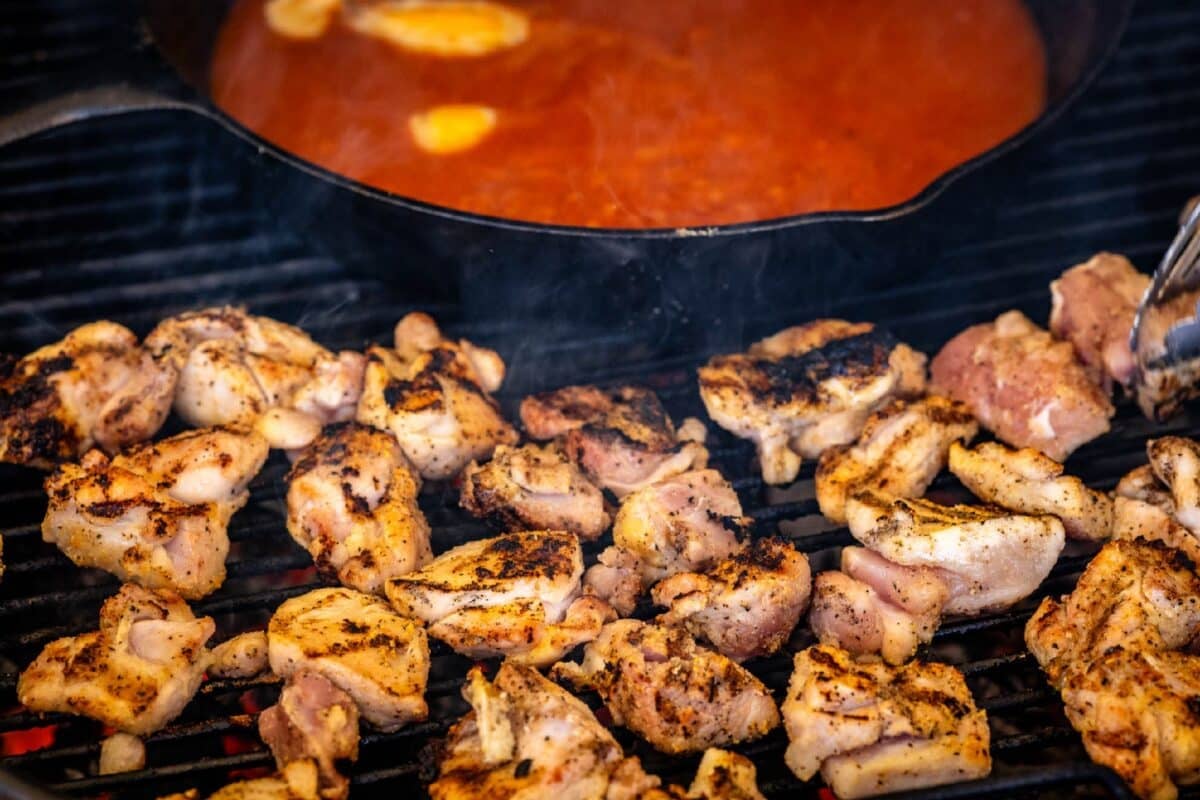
[[3, 1, 1200, 798]]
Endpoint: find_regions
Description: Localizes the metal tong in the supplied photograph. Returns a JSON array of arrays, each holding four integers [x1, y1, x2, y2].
[[1131, 197, 1200, 367]]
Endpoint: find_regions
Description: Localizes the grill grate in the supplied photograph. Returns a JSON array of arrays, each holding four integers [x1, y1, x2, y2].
[[4, 0, 1200, 797]]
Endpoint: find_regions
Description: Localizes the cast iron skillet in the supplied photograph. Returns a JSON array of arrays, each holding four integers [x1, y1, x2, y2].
[[0, 0, 1132, 346]]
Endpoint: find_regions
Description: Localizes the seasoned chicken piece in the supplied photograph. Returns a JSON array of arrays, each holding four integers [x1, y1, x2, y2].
[[259, 670, 359, 800], [17, 585, 214, 735], [1148, 436, 1200, 534], [930, 310, 1113, 461], [1132, 281, 1200, 421], [42, 427, 268, 599], [816, 395, 977, 523], [0, 321, 175, 467], [652, 538, 811, 661], [199, 760, 323, 800], [1050, 253, 1149, 392], [268, 587, 429, 731], [845, 492, 1065, 615], [1060, 648, 1200, 800], [461, 443, 609, 540], [519, 384, 614, 440], [948, 441, 1112, 541], [699, 320, 927, 486], [99, 732, 146, 775], [1113, 464, 1200, 562], [553, 619, 780, 754], [286, 422, 431, 595], [209, 631, 270, 679], [686, 749, 766, 800], [782, 644, 991, 799], [386, 530, 614, 666], [1025, 539, 1200, 688]]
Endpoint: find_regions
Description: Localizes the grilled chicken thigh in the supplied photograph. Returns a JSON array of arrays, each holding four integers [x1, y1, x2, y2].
[[1132, 280, 1200, 420], [385, 530, 615, 666], [42, 426, 268, 599], [948, 441, 1113, 540], [209, 631, 270, 679], [259, 670, 359, 800], [1147, 436, 1200, 534], [1113, 464, 1200, 562], [286, 422, 431, 595], [186, 760, 324, 800], [268, 587, 430, 731], [0, 321, 175, 467], [816, 395, 977, 523], [553, 619, 780, 754], [460, 443, 609, 540], [687, 749, 766, 800], [930, 310, 1113, 461], [699, 321, 927, 486], [652, 538, 811, 661], [17, 585, 214, 735], [782, 644, 991, 799]]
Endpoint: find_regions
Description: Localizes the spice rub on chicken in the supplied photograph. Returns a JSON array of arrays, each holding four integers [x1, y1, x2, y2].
[[385, 530, 614, 666], [42, 426, 268, 599], [1113, 439, 1200, 562], [17, 584, 214, 736], [258, 670, 360, 800], [931, 310, 1113, 461], [815, 395, 977, 524], [0, 321, 176, 468], [552, 619, 780, 754], [286, 422, 431, 595], [782, 644, 991, 799], [357, 312, 516, 480], [698, 320, 927, 486], [520, 384, 708, 496]]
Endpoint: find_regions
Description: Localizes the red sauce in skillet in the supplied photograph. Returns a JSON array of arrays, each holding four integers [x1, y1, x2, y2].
[[210, 0, 1047, 229]]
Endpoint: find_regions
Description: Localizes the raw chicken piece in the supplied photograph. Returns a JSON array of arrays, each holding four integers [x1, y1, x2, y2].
[[17, 585, 214, 735], [99, 732, 146, 775], [782, 644, 991, 799], [286, 422, 431, 594], [460, 443, 609, 540], [268, 587, 429, 731], [816, 395, 977, 523], [930, 310, 1113, 461], [1060, 648, 1200, 800], [42, 427, 268, 599], [699, 320, 927, 486], [1050, 253, 1149, 392], [948, 441, 1112, 540], [553, 619, 780, 754], [0, 321, 175, 467], [686, 749, 766, 800], [1148, 436, 1200, 534], [385, 530, 614, 666], [845, 492, 1065, 615], [652, 538, 811, 661], [1025, 538, 1200, 688], [209, 631, 270, 679], [1113, 464, 1200, 562], [259, 670, 359, 800]]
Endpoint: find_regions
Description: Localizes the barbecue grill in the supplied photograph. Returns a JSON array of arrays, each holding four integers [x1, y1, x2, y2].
[[4, 1, 1200, 798]]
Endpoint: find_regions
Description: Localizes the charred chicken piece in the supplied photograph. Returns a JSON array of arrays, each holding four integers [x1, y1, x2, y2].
[[816, 395, 977, 524], [1113, 464, 1200, 563], [0, 321, 175, 468], [209, 631, 270, 679], [782, 644, 991, 799], [385, 530, 615, 666], [268, 587, 429, 731], [460, 443, 609, 540], [1025, 538, 1200, 688], [17, 585, 214, 735], [259, 670, 360, 800], [286, 422, 431, 595], [357, 313, 516, 480], [699, 320, 927, 486], [686, 749, 766, 800], [1050, 252, 1149, 393], [553, 619, 780, 754], [42, 426, 268, 599], [948, 441, 1112, 541], [930, 310, 1113, 461], [652, 538, 811, 661]]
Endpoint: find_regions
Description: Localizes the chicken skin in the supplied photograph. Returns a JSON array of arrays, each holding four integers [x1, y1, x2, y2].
[[699, 320, 927, 486], [1113, 464, 1200, 562], [460, 443, 609, 540], [553, 619, 780, 754], [930, 310, 1113, 461], [0, 321, 175, 468], [652, 538, 811, 661], [17, 585, 214, 735], [782, 644, 991, 799], [286, 422, 431, 595], [42, 426, 268, 599], [948, 441, 1113, 541], [268, 587, 429, 731], [259, 670, 359, 800], [816, 395, 977, 524], [385, 530, 615, 666]]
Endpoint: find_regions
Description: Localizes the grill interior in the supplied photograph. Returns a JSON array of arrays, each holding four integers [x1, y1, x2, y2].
[[4, 0, 1200, 797]]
